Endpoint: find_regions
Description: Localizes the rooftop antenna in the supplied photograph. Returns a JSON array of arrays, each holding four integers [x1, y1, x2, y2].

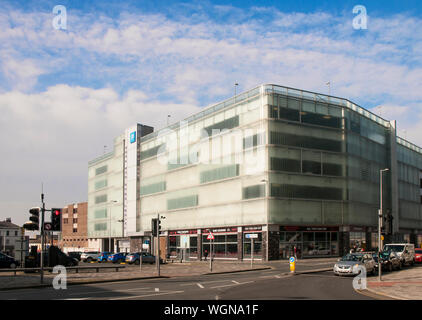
[[326, 81, 331, 97], [234, 83, 239, 96]]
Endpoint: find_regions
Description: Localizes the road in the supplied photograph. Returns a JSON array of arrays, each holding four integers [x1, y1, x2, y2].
[[0, 259, 384, 300]]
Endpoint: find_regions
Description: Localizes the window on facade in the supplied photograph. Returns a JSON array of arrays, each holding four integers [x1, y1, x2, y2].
[[94, 223, 107, 231], [73, 228, 78, 233], [140, 144, 166, 160], [270, 184, 343, 200], [6, 231, 9, 236], [270, 132, 342, 153], [94, 209, 107, 219], [73, 208, 77, 214], [95, 179, 108, 190], [140, 181, 166, 196], [95, 165, 107, 176], [167, 195, 198, 210], [242, 185, 265, 199], [270, 157, 301, 173], [201, 116, 239, 138], [63, 218, 68, 224], [243, 133, 265, 149], [95, 194, 107, 204], [15, 231, 18, 236], [200, 164, 239, 184], [73, 218, 78, 223]]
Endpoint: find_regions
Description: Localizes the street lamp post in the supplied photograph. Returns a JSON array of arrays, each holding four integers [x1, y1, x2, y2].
[[108, 200, 118, 252], [378, 168, 389, 282]]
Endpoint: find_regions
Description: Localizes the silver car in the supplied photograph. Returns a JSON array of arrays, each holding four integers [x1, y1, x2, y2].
[[80, 251, 100, 262], [333, 253, 376, 276]]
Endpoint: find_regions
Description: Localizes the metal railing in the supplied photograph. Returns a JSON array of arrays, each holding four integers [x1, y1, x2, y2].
[[0, 265, 125, 276]]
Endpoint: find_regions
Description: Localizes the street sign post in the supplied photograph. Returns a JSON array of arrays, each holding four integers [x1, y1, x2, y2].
[[207, 233, 214, 272], [245, 234, 258, 268]]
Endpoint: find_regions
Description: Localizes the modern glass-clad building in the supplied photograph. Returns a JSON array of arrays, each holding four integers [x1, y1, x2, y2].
[[87, 84, 422, 259]]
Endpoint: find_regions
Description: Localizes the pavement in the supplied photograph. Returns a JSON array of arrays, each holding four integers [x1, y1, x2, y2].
[[366, 264, 422, 300], [0, 258, 337, 291]]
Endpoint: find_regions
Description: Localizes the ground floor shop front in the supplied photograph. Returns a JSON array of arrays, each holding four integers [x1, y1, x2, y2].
[[127, 224, 422, 261]]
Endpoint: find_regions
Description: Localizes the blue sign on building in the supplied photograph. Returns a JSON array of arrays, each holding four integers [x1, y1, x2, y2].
[[130, 131, 136, 144]]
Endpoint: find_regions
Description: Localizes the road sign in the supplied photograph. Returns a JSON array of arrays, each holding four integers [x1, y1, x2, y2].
[[207, 233, 214, 240], [245, 233, 258, 239], [44, 222, 52, 231], [289, 257, 295, 263]]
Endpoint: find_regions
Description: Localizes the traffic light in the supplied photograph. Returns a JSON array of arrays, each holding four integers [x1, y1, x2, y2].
[[158, 219, 161, 233], [23, 207, 40, 231], [387, 215, 394, 235], [51, 208, 62, 231], [151, 218, 157, 236]]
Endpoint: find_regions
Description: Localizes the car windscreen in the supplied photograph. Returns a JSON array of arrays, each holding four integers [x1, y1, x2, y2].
[[384, 245, 404, 252], [340, 254, 362, 261]]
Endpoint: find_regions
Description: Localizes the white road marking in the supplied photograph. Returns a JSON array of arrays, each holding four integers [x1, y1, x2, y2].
[[180, 279, 234, 286], [197, 283, 204, 288], [210, 281, 254, 289], [111, 290, 184, 300], [68, 287, 150, 296], [155, 288, 159, 292], [232, 280, 240, 284]]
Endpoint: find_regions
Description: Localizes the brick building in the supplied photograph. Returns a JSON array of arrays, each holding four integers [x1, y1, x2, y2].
[[61, 202, 88, 253]]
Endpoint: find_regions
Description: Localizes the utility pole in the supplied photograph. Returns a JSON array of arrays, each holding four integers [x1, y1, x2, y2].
[[156, 214, 160, 277], [379, 168, 389, 282], [40, 192, 45, 284]]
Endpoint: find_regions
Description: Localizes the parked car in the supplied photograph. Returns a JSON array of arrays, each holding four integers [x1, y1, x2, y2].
[[383, 243, 415, 266], [0, 252, 20, 269], [97, 252, 113, 263], [125, 252, 163, 265], [80, 251, 100, 263], [372, 251, 401, 272], [333, 253, 376, 276], [108, 252, 128, 264], [415, 248, 422, 263], [67, 251, 82, 261]]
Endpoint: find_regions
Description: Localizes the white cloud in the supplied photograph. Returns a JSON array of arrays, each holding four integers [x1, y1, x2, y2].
[[1, 5, 422, 225]]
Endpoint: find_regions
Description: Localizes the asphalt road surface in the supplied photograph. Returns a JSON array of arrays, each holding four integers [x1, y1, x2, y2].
[[0, 264, 383, 300]]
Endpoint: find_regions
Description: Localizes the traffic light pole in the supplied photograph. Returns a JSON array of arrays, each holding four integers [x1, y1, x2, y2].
[[156, 214, 160, 277], [40, 193, 45, 284]]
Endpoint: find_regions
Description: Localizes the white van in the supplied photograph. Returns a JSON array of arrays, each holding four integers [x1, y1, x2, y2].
[[383, 243, 415, 266]]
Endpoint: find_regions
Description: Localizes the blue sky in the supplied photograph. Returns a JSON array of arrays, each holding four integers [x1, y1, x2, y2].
[[0, 0, 421, 224]]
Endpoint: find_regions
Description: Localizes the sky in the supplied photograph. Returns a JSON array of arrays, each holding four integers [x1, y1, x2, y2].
[[1, 0, 421, 226]]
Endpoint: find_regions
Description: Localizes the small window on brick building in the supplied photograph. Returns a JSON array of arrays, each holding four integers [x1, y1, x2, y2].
[[63, 218, 68, 224], [73, 228, 77, 233], [73, 218, 78, 223]]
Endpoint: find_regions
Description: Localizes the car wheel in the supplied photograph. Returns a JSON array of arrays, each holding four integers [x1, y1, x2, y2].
[[9, 263, 16, 269], [135, 260, 140, 265]]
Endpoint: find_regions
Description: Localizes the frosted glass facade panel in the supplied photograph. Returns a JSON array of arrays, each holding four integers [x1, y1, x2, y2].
[[166, 166, 199, 191], [140, 193, 167, 214], [141, 159, 167, 177], [199, 178, 242, 206], [269, 199, 322, 224], [323, 202, 343, 224]]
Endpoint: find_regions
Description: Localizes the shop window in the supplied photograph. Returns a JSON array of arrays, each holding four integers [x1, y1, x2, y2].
[[243, 233, 263, 259]]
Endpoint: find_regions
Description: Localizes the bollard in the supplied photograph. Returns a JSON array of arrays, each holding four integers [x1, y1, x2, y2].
[[289, 256, 296, 273]]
